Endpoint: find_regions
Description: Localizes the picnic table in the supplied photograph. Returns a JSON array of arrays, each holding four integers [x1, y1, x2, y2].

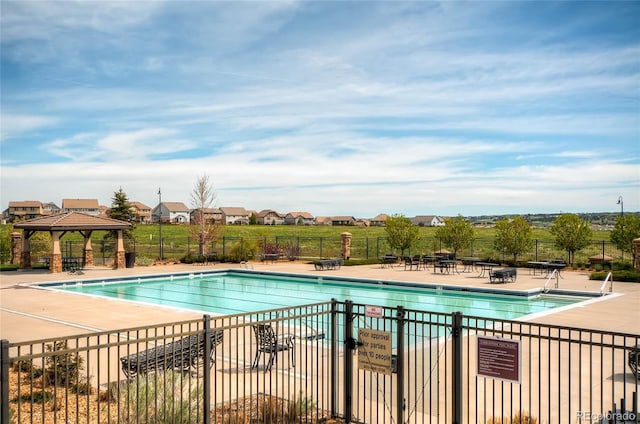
[[460, 257, 481, 273], [434, 259, 459, 274], [476, 262, 499, 278]]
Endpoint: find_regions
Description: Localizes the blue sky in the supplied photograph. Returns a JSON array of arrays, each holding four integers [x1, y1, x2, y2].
[[1, 1, 638, 217]]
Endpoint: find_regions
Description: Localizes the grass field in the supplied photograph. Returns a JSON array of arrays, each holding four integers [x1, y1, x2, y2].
[[1, 223, 620, 267]]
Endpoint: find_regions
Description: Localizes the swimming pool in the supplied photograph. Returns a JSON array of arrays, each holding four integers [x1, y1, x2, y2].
[[39, 270, 591, 320]]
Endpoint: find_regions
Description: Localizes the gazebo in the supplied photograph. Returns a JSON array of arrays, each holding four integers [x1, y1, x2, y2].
[[13, 212, 133, 273]]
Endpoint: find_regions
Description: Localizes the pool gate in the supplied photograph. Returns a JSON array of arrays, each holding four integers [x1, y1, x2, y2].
[[2, 299, 639, 423]]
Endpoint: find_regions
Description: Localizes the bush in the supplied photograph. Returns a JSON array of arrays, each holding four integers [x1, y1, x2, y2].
[[0, 264, 19, 272], [118, 370, 203, 424], [44, 340, 84, 387], [181, 252, 195, 264], [343, 258, 380, 266], [488, 411, 538, 424], [590, 270, 640, 283]]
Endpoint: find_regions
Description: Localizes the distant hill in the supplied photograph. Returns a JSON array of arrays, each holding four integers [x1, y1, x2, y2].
[[466, 212, 637, 229]]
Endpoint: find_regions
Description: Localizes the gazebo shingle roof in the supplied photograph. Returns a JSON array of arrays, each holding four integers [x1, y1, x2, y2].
[[14, 212, 132, 231]]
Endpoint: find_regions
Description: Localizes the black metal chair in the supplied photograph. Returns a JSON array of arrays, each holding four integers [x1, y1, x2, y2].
[[629, 345, 639, 379], [251, 323, 295, 372]]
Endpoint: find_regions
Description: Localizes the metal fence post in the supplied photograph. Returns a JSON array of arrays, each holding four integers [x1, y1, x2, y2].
[[396, 306, 406, 424], [344, 300, 354, 424], [452, 311, 463, 424], [330, 299, 338, 418], [1, 340, 9, 424], [203, 315, 211, 424]]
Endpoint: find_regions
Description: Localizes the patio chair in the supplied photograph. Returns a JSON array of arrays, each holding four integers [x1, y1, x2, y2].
[[629, 345, 639, 379], [251, 323, 295, 372]]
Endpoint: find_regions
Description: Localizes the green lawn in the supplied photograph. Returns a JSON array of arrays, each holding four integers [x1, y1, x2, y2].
[[1, 223, 619, 267]]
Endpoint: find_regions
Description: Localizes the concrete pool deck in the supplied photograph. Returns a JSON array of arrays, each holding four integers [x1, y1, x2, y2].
[[1, 261, 639, 343]]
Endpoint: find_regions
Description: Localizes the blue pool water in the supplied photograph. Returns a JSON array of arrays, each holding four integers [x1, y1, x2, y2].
[[47, 270, 587, 320]]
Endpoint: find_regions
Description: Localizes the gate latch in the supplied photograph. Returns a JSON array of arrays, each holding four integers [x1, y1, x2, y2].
[[345, 337, 363, 350]]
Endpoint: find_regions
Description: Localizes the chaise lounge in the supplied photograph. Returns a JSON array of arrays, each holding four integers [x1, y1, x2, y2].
[[489, 267, 517, 284], [120, 330, 223, 379]]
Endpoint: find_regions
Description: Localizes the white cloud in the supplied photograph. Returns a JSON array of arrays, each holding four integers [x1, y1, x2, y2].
[[0, 113, 58, 142]]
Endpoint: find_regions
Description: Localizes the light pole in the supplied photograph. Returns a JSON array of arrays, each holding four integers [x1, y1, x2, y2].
[[158, 188, 163, 259], [617, 195, 624, 217]]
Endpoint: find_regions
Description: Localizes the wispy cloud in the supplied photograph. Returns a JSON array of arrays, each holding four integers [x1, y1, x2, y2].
[[1, 1, 638, 215]]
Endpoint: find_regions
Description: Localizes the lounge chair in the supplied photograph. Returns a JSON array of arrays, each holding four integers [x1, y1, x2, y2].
[[489, 267, 517, 283], [314, 258, 343, 270], [120, 330, 223, 379], [251, 323, 295, 372]]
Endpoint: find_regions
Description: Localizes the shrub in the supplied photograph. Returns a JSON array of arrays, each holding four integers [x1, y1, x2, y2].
[[181, 252, 195, 264], [44, 340, 84, 387], [285, 391, 315, 422], [11, 359, 43, 379], [488, 411, 538, 424], [12, 390, 52, 404], [118, 370, 203, 424], [590, 270, 640, 283]]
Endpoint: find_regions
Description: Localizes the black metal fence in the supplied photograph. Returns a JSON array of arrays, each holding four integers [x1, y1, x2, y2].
[[2, 300, 638, 423], [53, 236, 625, 267]]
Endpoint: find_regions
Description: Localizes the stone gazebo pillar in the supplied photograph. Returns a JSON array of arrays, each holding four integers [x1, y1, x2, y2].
[[114, 230, 126, 269], [11, 232, 22, 265], [20, 232, 31, 270], [341, 232, 352, 260], [51, 231, 62, 273]]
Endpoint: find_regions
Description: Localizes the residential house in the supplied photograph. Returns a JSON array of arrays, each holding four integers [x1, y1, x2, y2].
[[411, 215, 446, 227], [5, 201, 45, 222], [284, 212, 315, 226], [42, 202, 61, 215], [190, 207, 223, 224], [331, 216, 356, 226], [131, 201, 153, 224], [314, 216, 332, 226], [370, 213, 388, 227], [152, 202, 191, 223], [257, 209, 285, 225], [355, 218, 369, 227], [220, 207, 250, 225], [62, 199, 101, 216]]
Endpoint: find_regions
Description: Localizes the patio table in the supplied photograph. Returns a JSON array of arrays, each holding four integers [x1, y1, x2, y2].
[[476, 262, 499, 278]]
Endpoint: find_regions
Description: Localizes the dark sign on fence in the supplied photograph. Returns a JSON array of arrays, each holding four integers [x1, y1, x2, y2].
[[477, 335, 521, 383]]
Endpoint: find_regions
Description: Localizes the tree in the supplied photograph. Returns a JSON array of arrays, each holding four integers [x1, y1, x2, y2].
[[610, 214, 640, 261], [385, 214, 419, 257], [106, 187, 137, 249], [493, 216, 534, 264], [434, 215, 475, 258], [549, 213, 592, 266], [189, 173, 220, 256]]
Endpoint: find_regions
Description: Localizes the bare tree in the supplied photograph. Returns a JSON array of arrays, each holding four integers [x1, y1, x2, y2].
[[189, 174, 220, 256]]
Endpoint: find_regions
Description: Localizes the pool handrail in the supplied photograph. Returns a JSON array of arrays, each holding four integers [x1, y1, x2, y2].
[[599, 271, 613, 295], [543, 269, 560, 293]]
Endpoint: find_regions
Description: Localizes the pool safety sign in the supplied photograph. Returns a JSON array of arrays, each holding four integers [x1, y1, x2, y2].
[[477, 335, 521, 384], [358, 328, 392, 375]]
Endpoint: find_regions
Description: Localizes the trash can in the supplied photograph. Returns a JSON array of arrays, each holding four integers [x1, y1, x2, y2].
[[125, 252, 135, 268]]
